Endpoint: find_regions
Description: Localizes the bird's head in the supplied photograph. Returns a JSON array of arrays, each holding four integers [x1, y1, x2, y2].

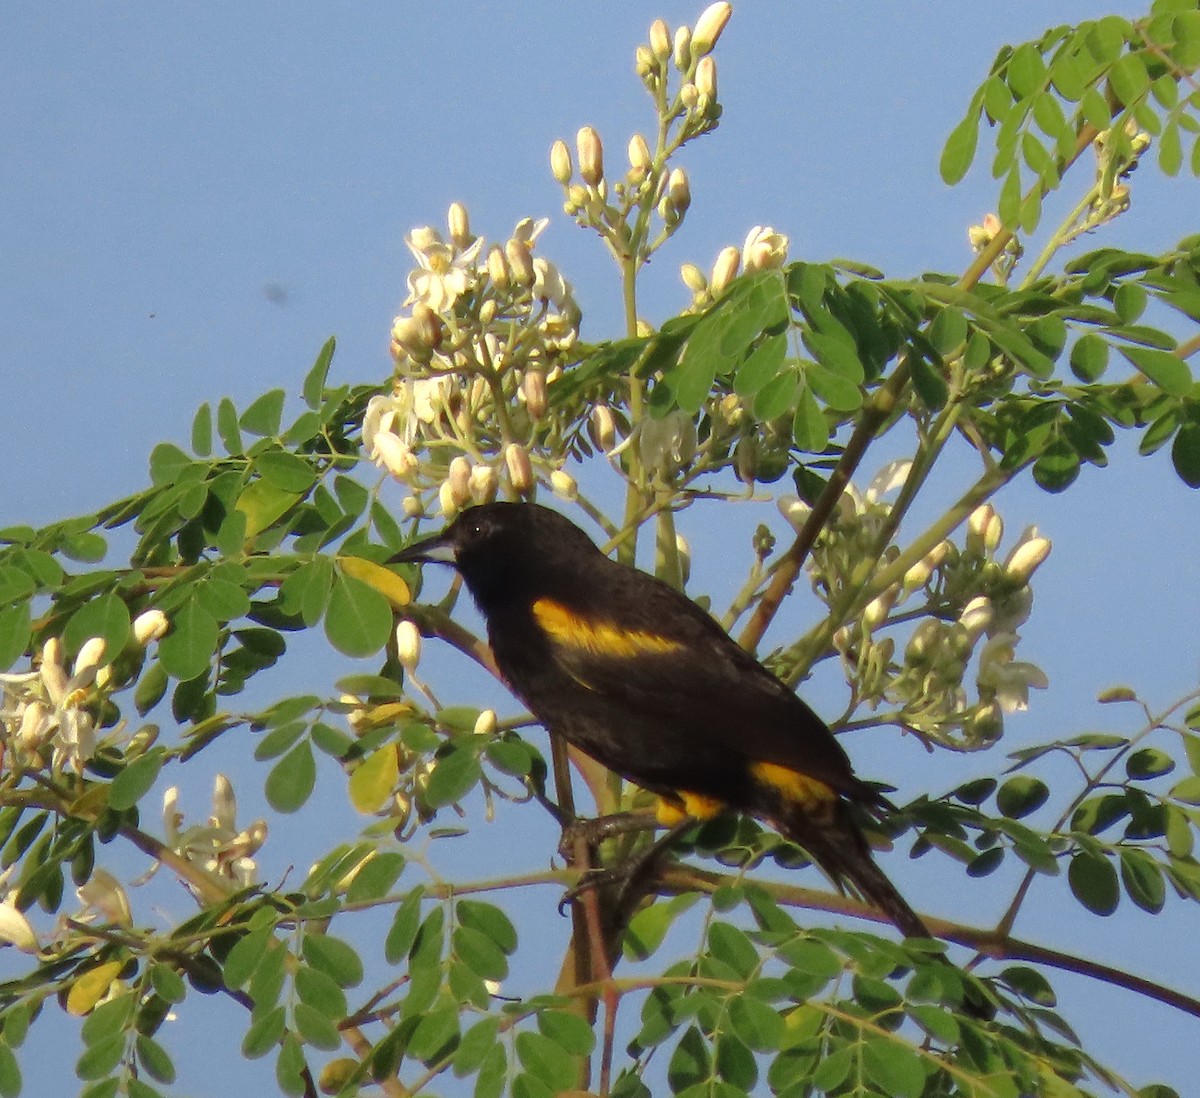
[[390, 502, 600, 604]]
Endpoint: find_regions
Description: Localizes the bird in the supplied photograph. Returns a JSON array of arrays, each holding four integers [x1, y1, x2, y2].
[[391, 501, 945, 940]]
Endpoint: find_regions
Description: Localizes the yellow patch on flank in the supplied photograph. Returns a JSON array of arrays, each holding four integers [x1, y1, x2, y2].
[[656, 791, 725, 826], [532, 598, 683, 658], [750, 761, 836, 814]]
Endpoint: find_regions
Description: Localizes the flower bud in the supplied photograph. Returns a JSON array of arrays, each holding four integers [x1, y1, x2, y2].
[[680, 262, 707, 294], [958, 596, 994, 642], [550, 139, 572, 185], [550, 469, 578, 501], [679, 82, 699, 109], [576, 126, 604, 187], [74, 637, 107, 677], [486, 244, 511, 289], [474, 708, 497, 736], [635, 45, 656, 79], [77, 868, 132, 927], [905, 619, 944, 664], [396, 620, 422, 674], [667, 167, 691, 215], [742, 226, 789, 272], [505, 443, 533, 494], [628, 133, 652, 173], [505, 238, 535, 286], [469, 464, 499, 504], [0, 901, 39, 953], [862, 586, 899, 631], [439, 479, 458, 519], [673, 25, 692, 70], [522, 370, 547, 420], [373, 432, 417, 481], [709, 246, 741, 295], [402, 495, 424, 518], [447, 201, 471, 248], [777, 494, 812, 533], [133, 609, 169, 646], [691, 2, 732, 56], [448, 456, 472, 507], [675, 533, 692, 586], [966, 503, 1003, 555], [695, 56, 717, 99], [649, 18, 671, 59], [589, 405, 617, 453], [411, 303, 443, 348], [1004, 527, 1052, 584]]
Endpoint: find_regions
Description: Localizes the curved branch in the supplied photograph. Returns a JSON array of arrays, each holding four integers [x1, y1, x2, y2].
[[657, 864, 1200, 1019]]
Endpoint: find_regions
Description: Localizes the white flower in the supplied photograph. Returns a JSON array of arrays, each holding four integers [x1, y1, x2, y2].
[[161, 776, 267, 898], [132, 609, 169, 646], [638, 410, 697, 475], [742, 225, 789, 272], [405, 226, 483, 313], [0, 900, 38, 953], [777, 495, 813, 533], [1004, 525, 1052, 584], [977, 633, 1049, 713], [77, 869, 133, 927]]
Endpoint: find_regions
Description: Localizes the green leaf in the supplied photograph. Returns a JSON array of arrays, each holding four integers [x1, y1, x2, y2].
[[929, 307, 968, 355], [1007, 42, 1047, 98], [149, 442, 191, 487], [515, 1031, 579, 1092], [293, 1003, 341, 1051], [1120, 848, 1166, 913], [345, 851, 405, 903], [940, 112, 979, 184], [191, 403, 213, 456], [708, 921, 759, 979], [303, 337, 336, 410], [135, 1033, 176, 1084], [456, 899, 517, 953], [76, 1034, 125, 1081], [303, 933, 364, 988], [1070, 333, 1109, 381], [236, 480, 302, 539], [997, 775, 1049, 819], [275, 1032, 307, 1097], [806, 363, 861, 411], [324, 573, 392, 658], [158, 599, 219, 682], [791, 386, 828, 452], [256, 450, 317, 493], [454, 1017, 500, 1075], [223, 926, 274, 989], [1068, 850, 1119, 915], [0, 1043, 19, 1098], [422, 745, 482, 809], [863, 1036, 925, 1098], [294, 963, 348, 1018], [149, 963, 187, 1005], [0, 603, 32, 671], [265, 739, 317, 813], [728, 995, 784, 1051], [537, 1010, 595, 1057], [63, 592, 131, 663], [109, 751, 166, 811], [385, 889, 425, 964], [733, 334, 788, 397], [454, 925, 509, 981], [216, 397, 244, 455], [1126, 747, 1175, 780], [1171, 422, 1200, 488], [1108, 52, 1149, 108], [240, 389, 287, 437], [408, 1005, 460, 1062]]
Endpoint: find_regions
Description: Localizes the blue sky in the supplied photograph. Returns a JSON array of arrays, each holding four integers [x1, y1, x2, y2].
[[3, 3, 1198, 1095]]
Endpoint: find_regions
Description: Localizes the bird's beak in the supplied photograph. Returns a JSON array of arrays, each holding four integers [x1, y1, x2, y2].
[[388, 529, 458, 567]]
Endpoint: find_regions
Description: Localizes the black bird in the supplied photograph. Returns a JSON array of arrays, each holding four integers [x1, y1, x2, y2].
[[393, 501, 942, 941]]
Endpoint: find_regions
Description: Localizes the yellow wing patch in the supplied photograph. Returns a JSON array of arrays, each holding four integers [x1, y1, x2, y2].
[[532, 598, 683, 658], [751, 761, 836, 815], [656, 791, 725, 826]]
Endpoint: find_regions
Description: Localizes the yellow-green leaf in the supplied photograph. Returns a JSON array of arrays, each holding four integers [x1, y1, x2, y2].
[[349, 744, 399, 814], [337, 557, 411, 609], [67, 961, 124, 1016]]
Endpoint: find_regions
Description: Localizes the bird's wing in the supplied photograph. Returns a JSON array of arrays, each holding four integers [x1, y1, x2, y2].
[[527, 564, 863, 797]]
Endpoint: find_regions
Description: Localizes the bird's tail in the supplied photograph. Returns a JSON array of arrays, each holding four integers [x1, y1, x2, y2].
[[778, 804, 995, 1020], [779, 806, 931, 939]]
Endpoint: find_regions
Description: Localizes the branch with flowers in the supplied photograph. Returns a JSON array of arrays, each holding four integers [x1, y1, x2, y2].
[[0, 4, 1199, 1097]]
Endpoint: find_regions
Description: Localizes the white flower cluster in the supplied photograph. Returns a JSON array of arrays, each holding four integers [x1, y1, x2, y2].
[[162, 775, 267, 898], [365, 205, 582, 519], [0, 610, 168, 776], [780, 468, 1051, 749]]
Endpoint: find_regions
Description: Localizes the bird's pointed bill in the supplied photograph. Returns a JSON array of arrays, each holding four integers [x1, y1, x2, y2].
[[390, 530, 458, 566]]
